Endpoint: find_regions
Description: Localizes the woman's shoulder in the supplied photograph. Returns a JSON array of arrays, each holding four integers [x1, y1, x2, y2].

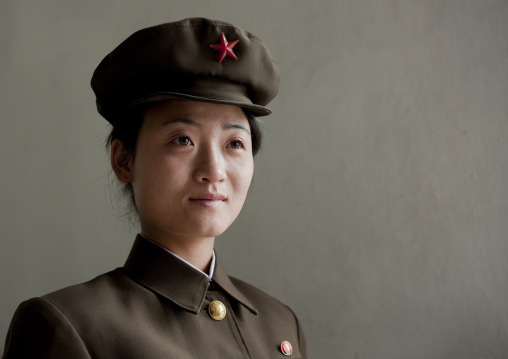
[[7, 269, 141, 338], [227, 275, 291, 309], [41, 268, 131, 305], [1, 271, 127, 359], [10, 268, 139, 330]]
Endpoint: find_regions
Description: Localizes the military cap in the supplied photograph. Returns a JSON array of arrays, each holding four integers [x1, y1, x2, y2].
[[91, 17, 280, 124]]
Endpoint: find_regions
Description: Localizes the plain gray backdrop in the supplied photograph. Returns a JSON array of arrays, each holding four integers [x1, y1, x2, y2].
[[1, 1, 508, 358]]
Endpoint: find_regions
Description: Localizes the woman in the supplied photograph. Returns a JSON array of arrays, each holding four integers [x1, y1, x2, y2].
[[2, 17, 306, 358]]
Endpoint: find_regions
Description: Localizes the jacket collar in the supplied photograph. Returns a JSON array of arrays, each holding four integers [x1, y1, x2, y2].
[[123, 235, 257, 315]]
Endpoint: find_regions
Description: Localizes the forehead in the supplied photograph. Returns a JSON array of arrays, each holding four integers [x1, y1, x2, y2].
[[143, 100, 248, 126]]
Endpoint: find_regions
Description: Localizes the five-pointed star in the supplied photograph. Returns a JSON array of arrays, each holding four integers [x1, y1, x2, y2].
[[210, 32, 239, 63]]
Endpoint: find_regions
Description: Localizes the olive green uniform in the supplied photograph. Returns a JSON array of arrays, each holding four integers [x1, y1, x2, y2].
[[3, 236, 306, 358]]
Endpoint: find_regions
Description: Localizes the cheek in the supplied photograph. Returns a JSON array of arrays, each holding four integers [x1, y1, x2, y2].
[[130, 150, 178, 201], [231, 158, 254, 196]]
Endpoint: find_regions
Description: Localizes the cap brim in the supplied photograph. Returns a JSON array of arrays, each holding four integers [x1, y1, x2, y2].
[[129, 92, 271, 117]]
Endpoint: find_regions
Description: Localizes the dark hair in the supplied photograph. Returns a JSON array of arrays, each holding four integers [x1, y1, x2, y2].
[[106, 103, 263, 214]]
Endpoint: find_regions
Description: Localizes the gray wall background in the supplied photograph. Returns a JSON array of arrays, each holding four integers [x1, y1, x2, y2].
[[1, 0, 507, 358]]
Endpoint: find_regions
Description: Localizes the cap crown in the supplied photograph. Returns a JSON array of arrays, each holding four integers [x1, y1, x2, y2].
[[91, 17, 280, 124]]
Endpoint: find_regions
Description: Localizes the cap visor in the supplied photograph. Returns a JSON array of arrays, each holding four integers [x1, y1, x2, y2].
[[129, 92, 271, 117]]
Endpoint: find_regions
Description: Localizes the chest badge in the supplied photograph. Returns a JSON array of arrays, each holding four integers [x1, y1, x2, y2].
[[208, 300, 227, 320], [280, 341, 293, 356]]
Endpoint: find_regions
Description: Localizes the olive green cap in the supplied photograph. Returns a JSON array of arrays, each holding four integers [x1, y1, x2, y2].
[[91, 17, 280, 124]]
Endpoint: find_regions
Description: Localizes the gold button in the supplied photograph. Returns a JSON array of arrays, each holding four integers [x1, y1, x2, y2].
[[208, 300, 226, 320]]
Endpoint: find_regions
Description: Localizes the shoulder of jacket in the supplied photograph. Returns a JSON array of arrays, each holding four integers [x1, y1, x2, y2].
[[5, 298, 91, 358], [35, 268, 133, 312], [41, 268, 123, 298], [227, 275, 293, 313]]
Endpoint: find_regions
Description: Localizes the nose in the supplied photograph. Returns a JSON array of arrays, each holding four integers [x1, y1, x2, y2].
[[193, 144, 227, 184]]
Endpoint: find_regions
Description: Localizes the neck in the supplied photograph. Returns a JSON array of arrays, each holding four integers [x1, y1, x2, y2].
[[140, 231, 215, 273]]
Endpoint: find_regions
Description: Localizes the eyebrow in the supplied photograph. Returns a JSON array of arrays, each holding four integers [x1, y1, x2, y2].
[[223, 123, 251, 135], [162, 118, 202, 128], [162, 118, 250, 134]]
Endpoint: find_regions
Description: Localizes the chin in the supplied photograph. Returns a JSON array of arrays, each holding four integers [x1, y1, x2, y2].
[[191, 224, 229, 239], [188, 216, 234, 238]]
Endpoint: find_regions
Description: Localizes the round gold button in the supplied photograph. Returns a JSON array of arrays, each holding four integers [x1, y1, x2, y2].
[[208, 300, 227, 320]]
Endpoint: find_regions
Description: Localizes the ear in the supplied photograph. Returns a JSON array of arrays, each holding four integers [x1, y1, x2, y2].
[[111, 139, 134, 183]]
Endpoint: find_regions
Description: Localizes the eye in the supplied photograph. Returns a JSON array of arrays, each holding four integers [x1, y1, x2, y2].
[[171, 136, 192, 146], [227, 140, 244, 150]]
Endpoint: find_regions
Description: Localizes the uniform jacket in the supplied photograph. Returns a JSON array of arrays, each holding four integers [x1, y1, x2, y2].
[[3, 235, 307, 358]]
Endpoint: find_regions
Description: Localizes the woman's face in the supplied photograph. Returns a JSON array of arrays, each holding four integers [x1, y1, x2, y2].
[[115, 100, 254, 244]]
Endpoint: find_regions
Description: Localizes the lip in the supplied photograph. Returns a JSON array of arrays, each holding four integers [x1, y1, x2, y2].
[[189, 193, 227, 208], [189, 193, 227, 201]]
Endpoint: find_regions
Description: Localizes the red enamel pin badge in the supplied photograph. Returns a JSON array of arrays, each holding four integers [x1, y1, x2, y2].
[[280, 341, 293, 356], [210, 32, 239, 63]]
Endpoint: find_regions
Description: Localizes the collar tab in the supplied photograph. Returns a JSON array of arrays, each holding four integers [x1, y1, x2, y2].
[[124, 235, 258, 315]]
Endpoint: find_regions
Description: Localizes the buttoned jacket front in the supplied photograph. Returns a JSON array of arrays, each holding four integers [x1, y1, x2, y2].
[[3, 236, 306, 358]]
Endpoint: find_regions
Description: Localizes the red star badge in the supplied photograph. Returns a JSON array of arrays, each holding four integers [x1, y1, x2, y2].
[[210, 32, 239, 63]]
